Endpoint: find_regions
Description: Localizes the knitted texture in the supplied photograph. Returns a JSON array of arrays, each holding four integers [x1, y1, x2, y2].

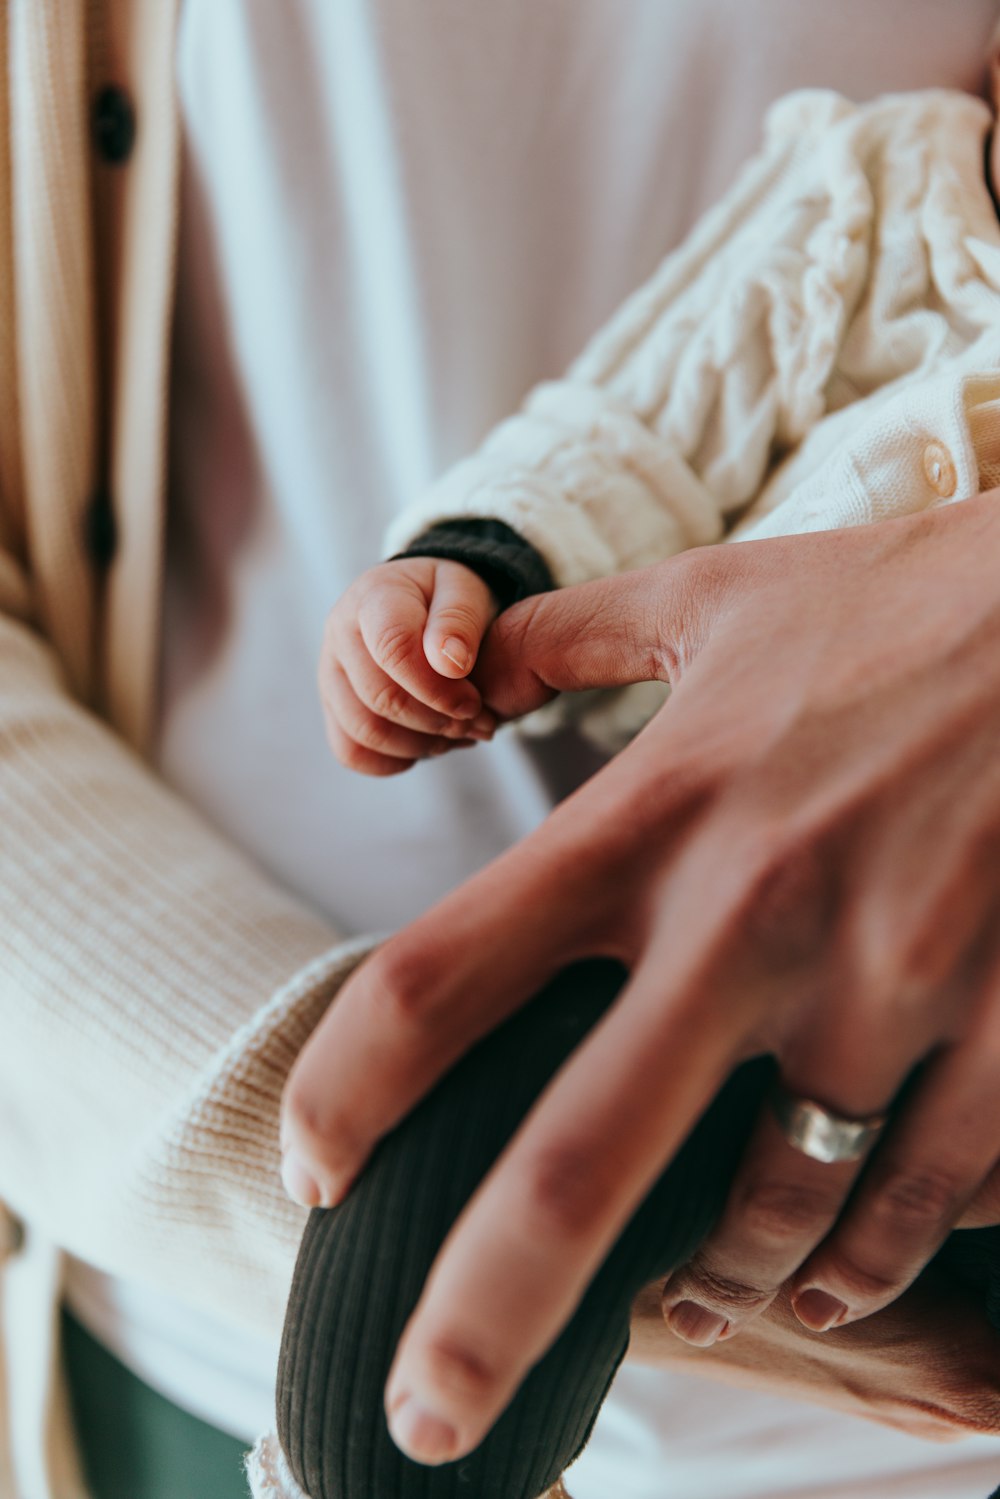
[[387, 89, 1000, 576], [385, 88, 1000, 748], [0, 586, 383, 1487], [395, 519, 553, 609], [275, 961, 774, 1499], [247, 1432, 310, 1499]]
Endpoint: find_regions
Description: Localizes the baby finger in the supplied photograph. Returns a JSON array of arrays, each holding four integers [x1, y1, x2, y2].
[[332, 627, 492, 738], [322, 666, 460, 767]]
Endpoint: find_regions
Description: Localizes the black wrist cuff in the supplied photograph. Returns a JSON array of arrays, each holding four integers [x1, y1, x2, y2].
[[393, 519, 553, 610]]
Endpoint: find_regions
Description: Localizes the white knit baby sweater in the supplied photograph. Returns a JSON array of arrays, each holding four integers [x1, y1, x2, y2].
[[387, 87, 1000, 743]]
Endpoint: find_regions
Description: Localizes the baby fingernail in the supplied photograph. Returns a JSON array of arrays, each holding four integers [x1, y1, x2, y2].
[[441, 637, 472, 672], [667, 1301, 730, 1347], [388, 1394, 459, 1464], [281, 1152, 323, 1208], [469, 713, 496, 739], [793, 1289, 848, 1332]]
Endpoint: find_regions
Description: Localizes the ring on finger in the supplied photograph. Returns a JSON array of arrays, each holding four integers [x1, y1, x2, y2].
[[770, 1087, 888, 1164]]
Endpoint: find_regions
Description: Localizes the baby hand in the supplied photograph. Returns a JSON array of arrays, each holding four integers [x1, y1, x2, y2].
[[319, 557, 500, 776]]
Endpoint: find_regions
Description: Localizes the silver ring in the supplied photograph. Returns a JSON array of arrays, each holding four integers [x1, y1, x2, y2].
[[770, 1089, 888, 1164]]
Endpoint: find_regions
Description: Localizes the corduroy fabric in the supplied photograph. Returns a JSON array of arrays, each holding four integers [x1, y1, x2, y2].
[[937, 1226, 1000, 1334], [276, 961, 774, 1499], [275, 962, 1000, 1499]]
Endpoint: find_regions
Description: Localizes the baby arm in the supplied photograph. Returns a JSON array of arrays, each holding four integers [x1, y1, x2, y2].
[[319, 520, 552, 776]]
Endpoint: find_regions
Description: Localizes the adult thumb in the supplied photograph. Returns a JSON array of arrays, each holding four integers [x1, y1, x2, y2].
[[475, 552, 721, 719]]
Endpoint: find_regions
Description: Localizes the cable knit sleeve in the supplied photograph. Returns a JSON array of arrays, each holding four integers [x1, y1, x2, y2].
[[386, 90, 873, 584]]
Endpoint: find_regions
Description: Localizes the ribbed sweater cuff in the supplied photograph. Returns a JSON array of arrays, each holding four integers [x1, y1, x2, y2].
[[393, 519, 553, 609]]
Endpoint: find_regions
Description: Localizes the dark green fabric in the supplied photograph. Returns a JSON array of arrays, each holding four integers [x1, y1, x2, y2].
[[62, 1309, 250, 1499], [276, 957, 1000, 1499], [936, 1225, 1000, 1333], [393, 518, 553, 608], [277, 959, 774, 1499]]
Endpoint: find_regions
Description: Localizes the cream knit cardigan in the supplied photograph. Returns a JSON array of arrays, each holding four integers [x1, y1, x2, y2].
[[3, 8, 1000, 1498], [0, 6, 371, 1496]]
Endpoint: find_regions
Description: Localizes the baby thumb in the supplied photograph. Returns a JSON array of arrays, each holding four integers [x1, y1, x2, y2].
[[423, 563, 499, 678]]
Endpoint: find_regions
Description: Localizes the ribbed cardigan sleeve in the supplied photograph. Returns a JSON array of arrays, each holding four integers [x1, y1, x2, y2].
[[0, 593, 374, 1340]]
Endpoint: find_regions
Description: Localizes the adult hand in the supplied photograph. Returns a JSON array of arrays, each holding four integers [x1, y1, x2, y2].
[[628, 1266, 1000, 1443], [281, 494, 1000, 1465]]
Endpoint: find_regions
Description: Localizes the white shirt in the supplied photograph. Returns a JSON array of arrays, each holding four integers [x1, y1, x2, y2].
[[65, 1, 1000, 1491]]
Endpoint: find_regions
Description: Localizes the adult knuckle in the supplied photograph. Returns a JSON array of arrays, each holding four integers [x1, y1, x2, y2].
[[823, 1251, 899, 1303], [735, 1177, 842, 1243], [364, 944, 442, 1033], [651, 551, 704, 680], [283, 1078, 360, 1165], [421, 1336, 501, 1401], [677, 1261, 773, 1316], [872, 1164, 964, 1232], [490, 595, 540, 659], [613, 605, 663, 685], [521, 1141, 609, 1242], [742, 832, 837, 970]]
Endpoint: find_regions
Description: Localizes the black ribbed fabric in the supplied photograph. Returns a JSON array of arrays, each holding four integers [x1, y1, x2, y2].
[[393, 519, 553, 609], [936, 1225, 1000, 1333], [276, 959, 1000, 1499], [277, 961, 773, 1499], [934, 1228, 1000, 1499]]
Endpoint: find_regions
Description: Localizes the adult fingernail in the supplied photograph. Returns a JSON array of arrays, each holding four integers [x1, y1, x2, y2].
[[441, 637, 472, 672], [281, 1152, 323, 1207], [387, 1394, 459, 1464], [793, 1288, 848, 1332], [667, 1301, 730, 1347]]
